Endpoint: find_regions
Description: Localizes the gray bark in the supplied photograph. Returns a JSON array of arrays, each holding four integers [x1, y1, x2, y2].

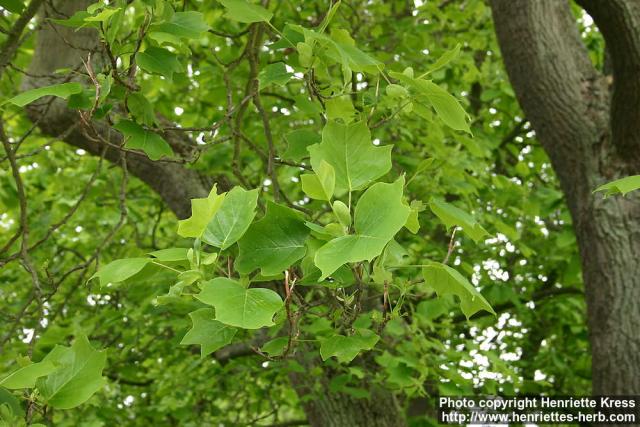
[[490, 0, 640, 396], [289, 363, 406, 427]]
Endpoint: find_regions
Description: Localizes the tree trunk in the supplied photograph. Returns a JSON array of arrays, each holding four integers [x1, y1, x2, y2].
[[490, 0, 640, 396], [289, 369, 406, 427], [578, 193, 640, 394]]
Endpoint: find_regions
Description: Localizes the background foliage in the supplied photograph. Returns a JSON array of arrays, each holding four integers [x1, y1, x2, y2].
[[0, 0, 603, 425]]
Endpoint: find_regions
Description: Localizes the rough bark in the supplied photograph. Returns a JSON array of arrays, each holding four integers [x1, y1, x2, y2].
[[289, 359, 406, 427], [21, 1, 408, 424], [491, 0, 640, 396]]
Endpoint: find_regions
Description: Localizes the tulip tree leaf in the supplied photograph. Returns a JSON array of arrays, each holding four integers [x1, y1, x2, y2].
[[422, 262, 495, 319], [149, 247, 189, 262], [427, 43, 461, 74], [4, 83, 83, 107], [180, 308, 237, 357], [594, 175, 640, 197], [178, 185, 226, 239], [114, 120, 174, 161], [308, 121, 392, 192], [320, 330, 379, 363], [261, 337, 289, 357], [0, 361, 57, 389], [0, 0, 24, 14], [236, 202, 310, 275], [283, 129, 321, 161], [413, 80, 470, 134], [136, 47, 183, 79], [36, 335, 107, 409], [218, 0, 272, 23], [429, 197, 488, 243], [301, 160, 335, 201], [149, 11, 209, 40], [89, 258, 150, 287], [195, 278, 283, 329], [202, 187, 259, 250], [258, 62, 292, 88], [314, 177, 410, 279], [389, 70, 470, 133]]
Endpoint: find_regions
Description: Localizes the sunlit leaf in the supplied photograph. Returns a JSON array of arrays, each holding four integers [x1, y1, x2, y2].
[[3, 83, 83, 107], [429, 197, 488, 243], [422, 262, 495, 319], [320, 330, 379, 363], [236, 202, 309, 276], [315, 177, 410, 279], [180, 308, 237, 357], [218, 0, 272, 23], [594, 175, 640, 197], [308, 121, 392, 192], [196, 278, 283, 329], [36, 335, 107, 409]]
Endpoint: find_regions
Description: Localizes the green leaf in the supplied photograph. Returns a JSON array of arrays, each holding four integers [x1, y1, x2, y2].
[[136, 47, 183, 80], [178, 185, 226, 239], [414, 80, 470, 133], [261, 337, 289, 357], [114, 120, 174, 161], [429, 197, 488, 243], [594, 175, 640, 197], [0, 361, 56, 389], [386, 84, 408, 99], [404, 201, 422, 234], [422, 262, 495, 319], [325, 96, 356, 123], [127, 92, 156, 126], [404, 210, 420, 234], [90, 258, 150, 287], [180, 308, 237, 357], [202, 187, 259, 250], [302, 28, 382, 78], [308, 121, 392, 192], [36, 335, 107, 409], [427, 43, 460, 74], [332, 200, 351, 227], [258, 63, 292, 88], [195, 278, 283, 329], [148, 247, 189, 262], [320, 330, 379, 363], [0, 0, 23, 14], [282, 129, 320, 161], [0, 387, 21, 418], [218, 0, 272, 23], [314, 177, 410, 279], [236, 202, 310, 275], [149, 11, 209, 40], [301, 160, 335, 201], [3, 83, 83, 107], [50, 11, 95, 28], [84, 7, 120, 22]]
